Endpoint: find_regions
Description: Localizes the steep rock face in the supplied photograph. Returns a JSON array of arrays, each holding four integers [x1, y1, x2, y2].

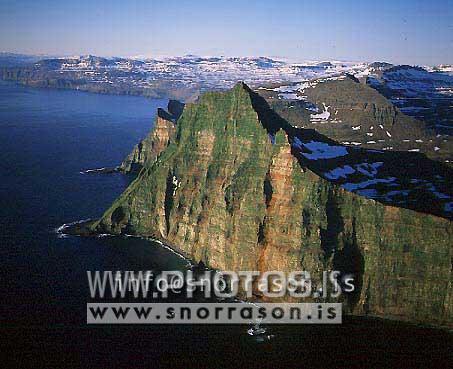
[[119, 100, 184, 173], [365, 65, 453, 134], [301, 76, 427, 140], [265, 76, 452, 164], [93, 83, 452, 327]]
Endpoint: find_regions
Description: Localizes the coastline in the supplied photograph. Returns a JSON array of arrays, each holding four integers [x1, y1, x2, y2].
[[0, 76, 199, 102], [56, 218, 194, 266], [56, 218, 453, 332]]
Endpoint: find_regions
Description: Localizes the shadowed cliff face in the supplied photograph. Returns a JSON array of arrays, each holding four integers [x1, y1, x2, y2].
[[93, 83, 452, 327]]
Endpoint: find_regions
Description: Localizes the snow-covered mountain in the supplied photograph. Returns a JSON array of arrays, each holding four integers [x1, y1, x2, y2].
[[2, 54, 452, 136], [364, 65, 453, 133], [3, 53, 451, 99], [26, 54, 369, 90]]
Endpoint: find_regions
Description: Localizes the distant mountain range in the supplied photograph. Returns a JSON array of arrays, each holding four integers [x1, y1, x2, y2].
[[365, 64, 453, 134], [1, 53, 451, 163], [0, 52, 52, 67], [0, 54, 369, 100], [1, 53, 451, 109]]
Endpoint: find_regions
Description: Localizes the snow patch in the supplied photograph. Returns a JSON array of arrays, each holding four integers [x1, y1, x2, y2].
[[292, 138, 349, 160], [444, 202, 453, 212], [383, 190, 410, 201], [323, 165, 356, 180], [341, 177, 397, 191], [356, 189, 380, 198], [310, 103, 331, 121], [427, 184, 450, 200], [356, 162, 384, 177], [324, 162, 383, 180]]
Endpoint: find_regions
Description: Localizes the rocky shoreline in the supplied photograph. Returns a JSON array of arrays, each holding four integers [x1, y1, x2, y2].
[[57, 83, 453, 328]]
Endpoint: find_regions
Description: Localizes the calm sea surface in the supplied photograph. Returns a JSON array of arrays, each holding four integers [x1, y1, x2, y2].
[[0, 81, 451, 368]]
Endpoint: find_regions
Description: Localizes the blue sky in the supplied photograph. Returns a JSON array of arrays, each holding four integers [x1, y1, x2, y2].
[[0, 0, 452, 64]]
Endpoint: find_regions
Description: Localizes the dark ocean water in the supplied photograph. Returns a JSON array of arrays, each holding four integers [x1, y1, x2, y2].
[[0, 81, 451, 368]]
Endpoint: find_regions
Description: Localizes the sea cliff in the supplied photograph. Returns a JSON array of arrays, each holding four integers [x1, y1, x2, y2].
[[86, 83, 451, 327]]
